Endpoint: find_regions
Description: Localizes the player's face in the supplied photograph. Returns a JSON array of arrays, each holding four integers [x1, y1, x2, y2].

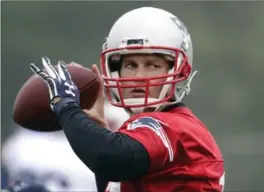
[[120, 54, 170, 99]]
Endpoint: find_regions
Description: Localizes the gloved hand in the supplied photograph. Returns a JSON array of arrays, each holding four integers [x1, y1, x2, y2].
[[30, 57, 80, 114]]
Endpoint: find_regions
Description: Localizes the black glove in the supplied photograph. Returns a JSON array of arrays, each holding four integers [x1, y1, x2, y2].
[[29, 57, 80, 114]]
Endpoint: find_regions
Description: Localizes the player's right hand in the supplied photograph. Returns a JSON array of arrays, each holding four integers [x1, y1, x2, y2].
[[83, 64, 107, 128], [29, 57, 80, 114]]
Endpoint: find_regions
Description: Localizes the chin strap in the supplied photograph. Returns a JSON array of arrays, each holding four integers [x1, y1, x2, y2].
[[152, 70, 198, 113], [177, 70, 198, 102]]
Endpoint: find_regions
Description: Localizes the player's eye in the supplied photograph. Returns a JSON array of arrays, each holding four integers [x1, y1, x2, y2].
[[146, 62, 161, 69], [124, 62, 138, 69]]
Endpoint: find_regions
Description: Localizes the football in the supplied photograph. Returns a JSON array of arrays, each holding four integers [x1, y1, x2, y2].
[[13, 63, 100, 131]]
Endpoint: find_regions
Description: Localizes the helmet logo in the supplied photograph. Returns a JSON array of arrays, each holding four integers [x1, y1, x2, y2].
[[170, 17, 190, 52], [127, 39, 144, 46]]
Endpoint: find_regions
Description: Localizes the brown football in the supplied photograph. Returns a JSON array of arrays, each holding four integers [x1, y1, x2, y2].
[[13, 63, 100, 131]]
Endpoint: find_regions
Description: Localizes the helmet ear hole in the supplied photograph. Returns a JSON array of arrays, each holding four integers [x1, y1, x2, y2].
[[109, 57, 122, 73]]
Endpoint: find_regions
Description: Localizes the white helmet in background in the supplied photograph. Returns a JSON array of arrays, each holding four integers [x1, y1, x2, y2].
[[101, 7, 197, 114], [2, 127, 97, 192]]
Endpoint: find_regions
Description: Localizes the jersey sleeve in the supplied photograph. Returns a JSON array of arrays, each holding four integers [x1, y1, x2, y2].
[[118, 116, 175, 173]]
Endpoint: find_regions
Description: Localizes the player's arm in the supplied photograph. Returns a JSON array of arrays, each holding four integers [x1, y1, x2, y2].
[[59, 102, 150, 181], [29, 57, 150, 181], [29, 58, 171, 183]]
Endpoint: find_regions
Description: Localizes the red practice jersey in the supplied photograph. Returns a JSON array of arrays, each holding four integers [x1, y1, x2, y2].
[[106, 105, 225, 192]]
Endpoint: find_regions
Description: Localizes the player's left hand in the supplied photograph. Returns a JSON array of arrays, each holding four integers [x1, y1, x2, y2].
[[83, 64, 107, 128], [29, 57, 80, 114]]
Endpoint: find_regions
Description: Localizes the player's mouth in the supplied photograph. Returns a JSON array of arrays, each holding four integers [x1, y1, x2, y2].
[[130, 89, 147, 98]]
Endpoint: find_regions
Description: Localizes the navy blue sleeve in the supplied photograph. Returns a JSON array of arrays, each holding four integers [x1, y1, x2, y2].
[[57, 103, 150, 183]]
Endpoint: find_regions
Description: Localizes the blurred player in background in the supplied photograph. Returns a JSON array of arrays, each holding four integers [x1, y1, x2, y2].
[[1, 126, 97, 192], [1, 165, 9, 189], [2, 102, 129, 192], [29, 6, 225, 192]]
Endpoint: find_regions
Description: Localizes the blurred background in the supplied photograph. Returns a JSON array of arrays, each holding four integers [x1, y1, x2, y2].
[[2, 1, 264, 191]]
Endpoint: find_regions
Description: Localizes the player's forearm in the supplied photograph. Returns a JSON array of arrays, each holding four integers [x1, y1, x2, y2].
[[57, 103, 150, 181]]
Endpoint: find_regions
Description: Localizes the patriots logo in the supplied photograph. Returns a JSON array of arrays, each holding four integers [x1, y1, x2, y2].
[[127, 117, 174, 162], [170, 16, 190, 52]]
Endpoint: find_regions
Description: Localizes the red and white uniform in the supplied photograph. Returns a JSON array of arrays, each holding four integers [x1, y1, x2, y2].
[[106, 106, 224, 192]]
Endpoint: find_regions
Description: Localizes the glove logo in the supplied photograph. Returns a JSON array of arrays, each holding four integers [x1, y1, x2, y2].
[[170, 16, 190, 52], [29, 57, 80, 112], [64, 82, 76, 97]]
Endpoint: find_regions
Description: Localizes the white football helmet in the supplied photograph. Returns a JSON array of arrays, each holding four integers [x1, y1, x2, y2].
[[101, 7, 197, 114]]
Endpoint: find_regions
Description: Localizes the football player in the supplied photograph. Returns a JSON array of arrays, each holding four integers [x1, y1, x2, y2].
[[29, 7, 225, 192]]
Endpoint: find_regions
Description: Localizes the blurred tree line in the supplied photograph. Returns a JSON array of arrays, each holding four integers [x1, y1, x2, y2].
[[2, 1, 264, 191]]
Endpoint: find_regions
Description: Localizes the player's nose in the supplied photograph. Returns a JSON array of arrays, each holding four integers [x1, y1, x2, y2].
[[133, 67, 148, 82]]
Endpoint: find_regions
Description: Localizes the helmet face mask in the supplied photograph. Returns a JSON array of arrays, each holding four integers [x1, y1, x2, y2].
[[101, 46, 191, 108], [100, 7, 196, 114]]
